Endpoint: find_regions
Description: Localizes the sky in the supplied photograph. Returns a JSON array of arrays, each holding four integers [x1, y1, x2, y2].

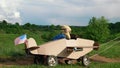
[[0, 0, 120, 26]]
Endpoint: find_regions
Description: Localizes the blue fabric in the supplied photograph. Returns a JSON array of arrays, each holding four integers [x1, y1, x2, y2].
[[19, 34, 27, 40], [52, 34, 66, 40]]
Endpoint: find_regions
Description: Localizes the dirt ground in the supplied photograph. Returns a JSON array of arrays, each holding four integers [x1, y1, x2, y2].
[[0, 56, 34, 67], [0, 55, 120, 67], [90, 54, 120, 63]]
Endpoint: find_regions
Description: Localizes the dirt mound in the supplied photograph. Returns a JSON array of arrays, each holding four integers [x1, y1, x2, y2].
[[90, 54, 120, 63]]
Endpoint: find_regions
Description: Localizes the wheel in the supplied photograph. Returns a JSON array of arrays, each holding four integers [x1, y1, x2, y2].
[[81, 55, 90, 66], [47, 56, 58, 66]]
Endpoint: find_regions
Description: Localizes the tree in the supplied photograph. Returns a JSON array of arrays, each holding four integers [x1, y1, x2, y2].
[[86, 16, 110, 42], [109, 22, 120, 34], [15, 22, 20, 26], [2, 20, 7, 25]]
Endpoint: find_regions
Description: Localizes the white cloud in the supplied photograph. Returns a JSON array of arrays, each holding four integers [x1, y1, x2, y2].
[[91, 0, 120, 18], [14, 12, 20, 18], [0, 0, 22, 24], [41, 0, 55, 2], [1, 0, 119, 25], [0, 15, 5, 21]]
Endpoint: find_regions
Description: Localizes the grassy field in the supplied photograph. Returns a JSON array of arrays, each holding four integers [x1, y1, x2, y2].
[[0, 34, 120, 68], [1, 62, 120, 68], [90, 40, 120, 58], [0, 34, 44, 57]]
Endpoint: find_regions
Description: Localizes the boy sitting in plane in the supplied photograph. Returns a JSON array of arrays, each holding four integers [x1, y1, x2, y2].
[[52, 25, 71, 40]]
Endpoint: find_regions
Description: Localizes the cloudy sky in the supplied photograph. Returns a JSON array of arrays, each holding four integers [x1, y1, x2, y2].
[[0, 0, 120, 26]]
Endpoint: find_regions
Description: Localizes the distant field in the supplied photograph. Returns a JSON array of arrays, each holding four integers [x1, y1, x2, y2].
[[0, 34, 120, 68]]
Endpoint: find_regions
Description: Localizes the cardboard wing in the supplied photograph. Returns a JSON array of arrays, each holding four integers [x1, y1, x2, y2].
[[36, 38, 94, 59], [26, 38, 95, 59]]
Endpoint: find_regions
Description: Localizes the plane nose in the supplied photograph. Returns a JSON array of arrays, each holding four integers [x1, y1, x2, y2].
[[93, 42, 99, 50]]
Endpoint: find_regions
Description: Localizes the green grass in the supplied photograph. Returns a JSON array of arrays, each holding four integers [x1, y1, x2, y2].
[[0, 34, 44, 58], [90, 62, 120, 68], [0, 34, 120, 68], [0, 34, 24, 57], [1, 62, 120, 68], [90, 40, 120, 58], [2, 64, 85, 68], [100, 41, 120, 58]]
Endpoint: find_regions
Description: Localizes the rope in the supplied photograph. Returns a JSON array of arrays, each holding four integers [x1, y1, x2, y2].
[[98, 41, 120, 55], [90, 36, 120, 58], [101, 36, 120, 46]]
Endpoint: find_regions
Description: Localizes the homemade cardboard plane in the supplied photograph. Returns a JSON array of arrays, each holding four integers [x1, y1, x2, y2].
[[24, 37, 99, 66]]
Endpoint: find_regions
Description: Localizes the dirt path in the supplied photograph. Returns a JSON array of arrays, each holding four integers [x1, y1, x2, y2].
[[0, 56, 33, 67], [0, 55, 120, 67], [90, 54, 120, 63]]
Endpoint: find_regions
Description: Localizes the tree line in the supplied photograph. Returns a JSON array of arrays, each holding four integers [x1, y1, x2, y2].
[[0, 16, 120, 43]]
